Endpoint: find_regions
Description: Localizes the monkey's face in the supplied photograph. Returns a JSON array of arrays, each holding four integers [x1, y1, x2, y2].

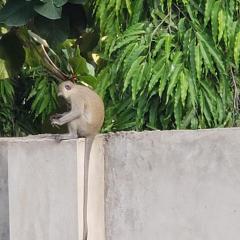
[[58, 81, 74, 100]]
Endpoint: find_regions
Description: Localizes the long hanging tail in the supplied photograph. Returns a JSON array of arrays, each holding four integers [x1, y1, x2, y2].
[[83, 136, 95, 240]]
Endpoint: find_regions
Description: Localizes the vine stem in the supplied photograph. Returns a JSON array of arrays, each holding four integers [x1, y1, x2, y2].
[[231, 67, 239, 111]]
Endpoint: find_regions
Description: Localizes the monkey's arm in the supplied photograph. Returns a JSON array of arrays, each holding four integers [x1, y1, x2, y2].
[[50, 113, 66, 121], [51, 110, 81, 126]]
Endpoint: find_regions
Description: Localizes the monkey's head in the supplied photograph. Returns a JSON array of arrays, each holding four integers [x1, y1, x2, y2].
[[58, 81, 75, 100]]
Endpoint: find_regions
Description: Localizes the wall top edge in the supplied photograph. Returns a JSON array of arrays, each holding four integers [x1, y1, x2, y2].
[[1, 127, 240, 142]]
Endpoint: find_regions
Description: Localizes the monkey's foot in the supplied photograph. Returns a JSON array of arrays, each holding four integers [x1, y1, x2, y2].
[[54, 134, 78, 143], [55, 134, 63, 143]]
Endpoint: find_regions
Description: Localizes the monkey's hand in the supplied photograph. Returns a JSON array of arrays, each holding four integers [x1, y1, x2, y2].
[[51, 118, 61, 127]]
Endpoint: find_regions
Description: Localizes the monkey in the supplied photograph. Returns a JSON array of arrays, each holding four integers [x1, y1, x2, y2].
[[51, 80, 104, 240]]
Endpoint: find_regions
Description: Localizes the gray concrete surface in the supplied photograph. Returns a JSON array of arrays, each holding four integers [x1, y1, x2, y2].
[[0, 142, 9, 240], [104, 129, 240, 240], [1, 129, 240, 240], [6, 136, 105, 240]]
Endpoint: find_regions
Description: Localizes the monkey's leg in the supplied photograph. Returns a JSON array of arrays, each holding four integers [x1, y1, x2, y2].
[[55, 126, 78, 142]]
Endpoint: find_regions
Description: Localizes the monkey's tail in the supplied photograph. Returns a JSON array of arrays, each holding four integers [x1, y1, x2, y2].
[[83, 135, 95, 240]]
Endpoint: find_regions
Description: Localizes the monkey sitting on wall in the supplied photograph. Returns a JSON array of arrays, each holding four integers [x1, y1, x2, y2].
[[51, 80, 105, 240]]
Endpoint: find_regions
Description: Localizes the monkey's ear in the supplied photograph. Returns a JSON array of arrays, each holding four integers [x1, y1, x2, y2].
[[65, 84, 72, 90]]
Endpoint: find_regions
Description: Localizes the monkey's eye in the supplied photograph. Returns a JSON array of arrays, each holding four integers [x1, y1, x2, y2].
[[65, 85, 71, 90]]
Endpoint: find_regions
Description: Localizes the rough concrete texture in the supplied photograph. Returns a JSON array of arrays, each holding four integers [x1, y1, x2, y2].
[[0, 142, 9, 240], [104, 129, 240, 240], [6, 136, 105, 240], [1, 129, 240, 240]]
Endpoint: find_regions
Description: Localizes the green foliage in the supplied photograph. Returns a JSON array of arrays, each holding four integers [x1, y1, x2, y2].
[[0, 0, 88, 45], [95, 0, 240, 131], [1, 0, 240, 136], [0, 0, 99, 136], [0, 31, 25, 75], [0, 77, 38, 136], [0, 0, 86, 23], [27, 67, 58, 122]]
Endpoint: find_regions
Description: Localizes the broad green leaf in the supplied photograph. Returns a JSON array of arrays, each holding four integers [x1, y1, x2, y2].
[[86, 63, 95, 77], [148, 98, 159, 129], [185, 69, 196, 107], [218, 10, 225, 42], [0, 79, 13, 104], [164, 34, 173, 60], [115, 0, 121, 15], [34, 15, 70, 46], [183, 29, 191, 56], [217, 97, 224, 123], [200, 80, 217, 102], [171, 51, 182, 66], [191, 117, 198, 129], [197, 31, 225, 72], [0, 59, 9, 79], [211, 1, 220, 42], [53, 0, 68, 7], [195, 44, 202, 80], [203, 89, 217, 124], [34, 1, 62, 20], [123, 44, 147, 72], [199, 41, 214, 73], [132, 61, 146, 101], [152, 38, 165, 58], [202, 96, 212, 126], [148, 64, 165, 92], [130, 0, 144, 24], [79, 75, 97, 88], [125, 0, 132, 15], [116, 42, 135, 71], [159, 64, 169, 97], [178, 18, 186, 40], [69, 56, 89, 75], [174, 84, 182, 129], [189, 39, 196, 80], [32, 87, 47, 113], [226, 16, 237, 50], [96, 67, 111, 97], [123, 56, 145, 92], [167, 64, 182, 101], [204, 0, 215, 26], [38, 95, 50, 114], [0, 0, 34, 26], [181, 109, 195, 129], [234, 32, 240, 69], [180, 71, 188, 106], [68, 0, 85, 3], [111, 35, 140, 54]]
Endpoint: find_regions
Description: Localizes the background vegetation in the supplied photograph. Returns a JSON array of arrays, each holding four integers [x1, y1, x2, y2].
[[0, 0, 240, 136]]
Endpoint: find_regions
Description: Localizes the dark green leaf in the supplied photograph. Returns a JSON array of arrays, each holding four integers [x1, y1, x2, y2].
[[0, 0, 35, 26], [34, 1, 62, 20]]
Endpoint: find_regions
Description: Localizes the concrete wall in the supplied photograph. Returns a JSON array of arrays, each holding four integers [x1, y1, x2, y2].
[[1, 129, 240, 240], [104, 129, 240, 240], [1, 136, 105, 240], [0, 142, 9, 240]]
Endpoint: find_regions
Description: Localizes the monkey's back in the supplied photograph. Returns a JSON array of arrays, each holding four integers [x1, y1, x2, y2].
[[71, 85, 104, 136]]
